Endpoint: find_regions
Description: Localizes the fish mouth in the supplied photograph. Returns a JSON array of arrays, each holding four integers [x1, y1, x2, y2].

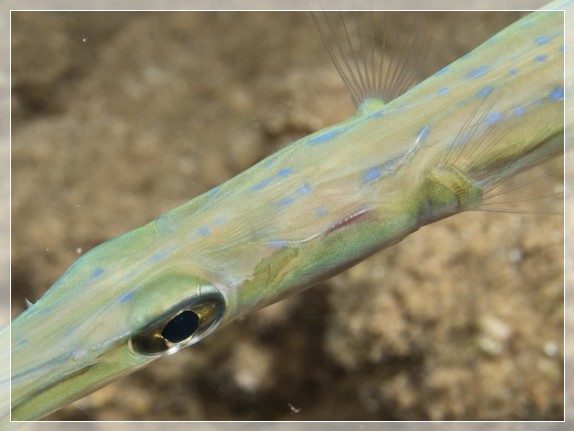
[[9, 305, 151, 422], [12, 363, 95, 420], [10, 341, 150, 422]]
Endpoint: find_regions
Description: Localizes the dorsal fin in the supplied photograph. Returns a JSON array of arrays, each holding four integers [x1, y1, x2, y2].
[[310, 11, 427, 108]]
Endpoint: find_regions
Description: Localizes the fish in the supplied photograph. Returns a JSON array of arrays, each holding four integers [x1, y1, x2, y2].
[[5, 2, 567, 422]]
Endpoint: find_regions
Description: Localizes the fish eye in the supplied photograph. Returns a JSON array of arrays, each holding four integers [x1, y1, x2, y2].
[[129, 293, 224, 356], [161, 310, 199, 343]]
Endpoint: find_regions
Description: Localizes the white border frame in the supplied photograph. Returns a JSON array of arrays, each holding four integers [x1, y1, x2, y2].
[[1, 0, 570, 430]]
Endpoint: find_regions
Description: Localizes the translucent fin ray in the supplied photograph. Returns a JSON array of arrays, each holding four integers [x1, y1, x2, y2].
[[311, 11, 426, 107]]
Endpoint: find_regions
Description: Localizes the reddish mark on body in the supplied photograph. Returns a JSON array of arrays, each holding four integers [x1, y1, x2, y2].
[[325, 209, 372, 235]]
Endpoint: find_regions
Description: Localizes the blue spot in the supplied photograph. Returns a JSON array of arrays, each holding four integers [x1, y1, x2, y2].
[[119, 292, 134, 303], [156, 214, 175, 235], [250, 177, 272, 192], [308, 126, 348, 145], [477, 86, 494, 98], [513, 106, 527, 116], [149, 251, 168, 263], [197, 226, 210, 236], [250, 168, 294, 192], [484, 111, 502, 124], [267, 240, 288, 248], [207, 185, 221, 198], [264, 159, 277, 169], [315, 207, 328, 217], [509, 67, 518, 76], [466, 65, 488, 79], [89, 268, 105, 280], [535, 35, 550, 45], [559, 44, 565, 54], [434, 65, 450, 76], [417, 126, 430, 142], [214, 216, 227, 225], [548, 87, 564, 101], [438, 87, 450, 95], [362, 166, 382, 183], [365, 109, 385, 120], [535, 54, 547, 63], [520, 19, 534, 27], [484, 34, 500, 45], [278, 196, 295, 207], [278, 167, 293, 177], [298, 183, 311, 194]]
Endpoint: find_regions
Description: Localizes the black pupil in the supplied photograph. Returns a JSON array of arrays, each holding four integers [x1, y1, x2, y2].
[[161, 310, 200, 343]]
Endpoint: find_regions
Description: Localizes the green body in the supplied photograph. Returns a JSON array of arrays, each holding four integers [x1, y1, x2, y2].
[[5, 2, 566, 422]]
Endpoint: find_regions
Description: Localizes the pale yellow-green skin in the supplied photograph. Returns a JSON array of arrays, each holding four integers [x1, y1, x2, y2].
[[3, 2, 567, 422]]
